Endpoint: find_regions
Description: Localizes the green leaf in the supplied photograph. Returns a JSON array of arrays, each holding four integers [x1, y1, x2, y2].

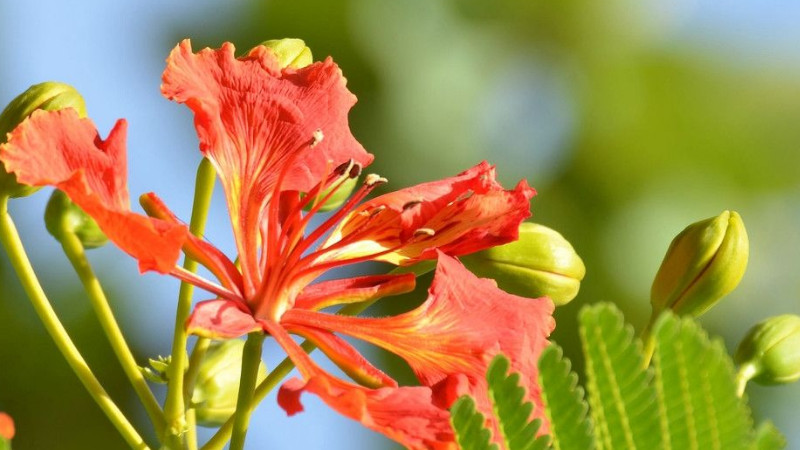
[[487, 355, 549, 450], [652, 312, 753, 450], [450, 395, 497, 450], [579, 303, 661, 450], [538, 344, 594, 450], [753, 421, 786, 450]]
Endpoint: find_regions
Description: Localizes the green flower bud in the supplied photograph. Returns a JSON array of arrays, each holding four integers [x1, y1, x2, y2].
[[0, 82, 87, 197], [44, 190, 108, 249], [261, 38, 313, 69], [461, 222, 586, 305], [735, 315, 800, 385], [192, 339, 267, 427], [140, 355, 171, 385], [303, 175, 359, 212], [650, 211, 748, 317]]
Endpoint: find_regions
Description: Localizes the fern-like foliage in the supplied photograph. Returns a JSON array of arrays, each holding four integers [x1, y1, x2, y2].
[[451, 302, 788, 450], [538, 344, 594, 450], [579, 304, 662, 450], [753, 421, 787, 450], [450, 396, 497, 450], [486, 356, 549, 450], [651, 312, 754, 450], [450, 355, 548, 450]]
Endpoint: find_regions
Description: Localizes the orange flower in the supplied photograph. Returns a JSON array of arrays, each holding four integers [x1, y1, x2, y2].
[[0, 412, 14, 441], [0, 40, 553, 448]]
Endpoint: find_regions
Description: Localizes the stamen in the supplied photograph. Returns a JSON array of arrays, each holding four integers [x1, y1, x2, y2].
[[364, 173, 387, 186], [170, 266, 244, 303], [282, 174, 386, 270], [290, 223, 437, 285]]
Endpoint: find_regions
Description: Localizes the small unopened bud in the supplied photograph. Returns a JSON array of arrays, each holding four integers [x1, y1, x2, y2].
[[45, 190, 108, 249], [261, 38, 313, 69], [735, 315, 800, 385], [304, 175, 359, 213], [0, 82, 87, 197], [650, 211, 748, 318], [461, 222, 585, 305], [192, 339, 267, 427], [140, 355, 171, 384]]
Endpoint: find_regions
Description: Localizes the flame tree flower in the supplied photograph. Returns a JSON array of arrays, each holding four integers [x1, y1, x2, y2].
[[0, 40, 554, 449]]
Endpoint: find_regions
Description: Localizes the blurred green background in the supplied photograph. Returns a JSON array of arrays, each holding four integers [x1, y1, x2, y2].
[[2, 0, 799, 448]]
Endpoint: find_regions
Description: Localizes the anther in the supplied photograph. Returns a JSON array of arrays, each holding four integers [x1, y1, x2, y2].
[[402, 199, 423, 210], [365, 174, 388, 186], [414, 228, 435, 237], [311, 129, 324, 147]]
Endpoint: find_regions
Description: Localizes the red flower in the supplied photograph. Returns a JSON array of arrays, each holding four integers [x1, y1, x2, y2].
[[0, 412, 14, 441], [0, 40, 553, 448]]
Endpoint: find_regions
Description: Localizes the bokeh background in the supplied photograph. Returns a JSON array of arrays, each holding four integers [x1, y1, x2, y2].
[[2, 0, 799, 448]]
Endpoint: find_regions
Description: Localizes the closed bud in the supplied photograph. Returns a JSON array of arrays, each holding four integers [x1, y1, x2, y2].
[[261, 38, 313, 69], [44, 190, 108, 249], [303, 175, 359, 212], [461, 222, 585, 305], [0, 412, 14, 443], [735, 315, 800, 385], [0, 82, 87, 197], [650, 211, 748, 317], [192, 339, 267, 427]]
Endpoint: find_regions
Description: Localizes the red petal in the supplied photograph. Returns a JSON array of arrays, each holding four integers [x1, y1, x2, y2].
[[0, 109, 186, 273], [261, 320, 454, 449], [285, 324, 397, 389], [186, 299, 261, 339], [161, 40, 373, 280], [320, 162, 535, 265], [282, 253, 555, 435], [294, 273, 415, 310], [279, 374, 455, 450]]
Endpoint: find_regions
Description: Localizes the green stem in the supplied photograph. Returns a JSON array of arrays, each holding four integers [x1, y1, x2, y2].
[[59, 229, 166, 437], [229, 333, 266, 450], [163, 158, 217, 445], [185, 409, 198, 450], [0, 195, 148, 449], [184, 338, 211, 403], [200, 301, 374, 450], [640, 311, 659, 368], [735, 362, 759, 397], [183, 337, 211, 449]]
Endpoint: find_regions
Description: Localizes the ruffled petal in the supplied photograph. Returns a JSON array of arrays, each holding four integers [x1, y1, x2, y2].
[[161, 40, 373, 282], [186, 299, 261, 339], [320, 162, 535, 265], [282, 253, 555, 435], [279, 373, 455, 450], [260, 320, 455, 450], [0, 109, 187, 273]]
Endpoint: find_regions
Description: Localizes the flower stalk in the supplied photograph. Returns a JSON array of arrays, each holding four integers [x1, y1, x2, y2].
[[0, 195, 148, 449], [163, 157, 216, 445], [229, 333, 266, 450], [57, 227, 166, 436]]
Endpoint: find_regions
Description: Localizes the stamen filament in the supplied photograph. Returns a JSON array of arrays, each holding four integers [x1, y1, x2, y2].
[[170, 266, 243, 303]]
